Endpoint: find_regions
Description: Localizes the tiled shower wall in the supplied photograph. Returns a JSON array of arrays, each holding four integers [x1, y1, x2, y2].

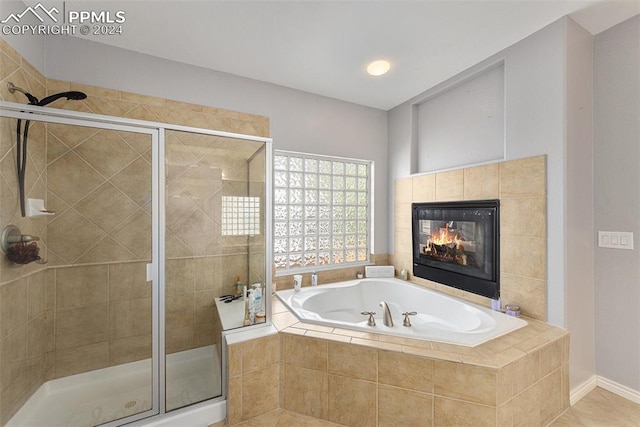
[[392, 155, 547, 320], [0, 39, 269, 425], [0, 38, 50, 426]]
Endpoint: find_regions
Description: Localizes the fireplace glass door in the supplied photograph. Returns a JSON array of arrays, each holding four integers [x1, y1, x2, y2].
[[412, 200, 499, 299]]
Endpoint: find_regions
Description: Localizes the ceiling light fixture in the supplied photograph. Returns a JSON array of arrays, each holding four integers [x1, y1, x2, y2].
[[367, 60, 391, 76]]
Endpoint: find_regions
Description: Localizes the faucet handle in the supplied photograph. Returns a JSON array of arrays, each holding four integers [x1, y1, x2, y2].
[[402, 311, 417, 327], [361, 311, 376, 326]]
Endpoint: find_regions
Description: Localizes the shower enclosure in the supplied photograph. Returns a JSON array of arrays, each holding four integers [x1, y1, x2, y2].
[[0, 101, 272, 426]]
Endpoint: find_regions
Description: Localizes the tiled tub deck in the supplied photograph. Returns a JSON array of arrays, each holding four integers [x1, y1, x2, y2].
[[225, 297, 569, 427]]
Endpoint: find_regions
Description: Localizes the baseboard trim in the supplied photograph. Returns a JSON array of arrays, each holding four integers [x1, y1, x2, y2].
[[570, 375, 598, 405], [597, 376, 640, 405], [570, 375, 640, 406]]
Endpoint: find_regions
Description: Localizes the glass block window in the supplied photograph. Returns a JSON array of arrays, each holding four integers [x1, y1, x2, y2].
[[274, 151, 371, 273], [222, 196, 260, 236]]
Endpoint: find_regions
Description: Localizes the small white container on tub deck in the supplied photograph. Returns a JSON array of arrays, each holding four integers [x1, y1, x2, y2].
[[293, 274, 302, 291]]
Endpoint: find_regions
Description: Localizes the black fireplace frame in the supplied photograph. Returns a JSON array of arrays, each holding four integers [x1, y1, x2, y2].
[[411, 199, 500, 299]]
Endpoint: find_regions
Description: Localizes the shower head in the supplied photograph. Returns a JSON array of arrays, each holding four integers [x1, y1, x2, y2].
[[37, 91, 87, 106], [7, 82, 39, 105], [6, 81, 87, 106], [8, 82, 87, 218]]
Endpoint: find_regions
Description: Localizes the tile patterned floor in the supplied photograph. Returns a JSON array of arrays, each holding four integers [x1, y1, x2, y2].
[[210, 408, 344, 427], [213, 386, 639, 426], [232, 409, 344, 427], [550, 387, 640, 426]]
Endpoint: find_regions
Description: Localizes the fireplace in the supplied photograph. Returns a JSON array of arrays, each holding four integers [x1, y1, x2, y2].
[[412, 200, 499, 299]]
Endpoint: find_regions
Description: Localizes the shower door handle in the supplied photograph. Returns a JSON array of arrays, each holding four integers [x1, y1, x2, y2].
[[146, 263, 153, 282]]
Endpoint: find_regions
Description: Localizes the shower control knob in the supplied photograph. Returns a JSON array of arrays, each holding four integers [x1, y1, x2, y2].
[[361, 311, 376, 327], [402, 311, 417, 327]]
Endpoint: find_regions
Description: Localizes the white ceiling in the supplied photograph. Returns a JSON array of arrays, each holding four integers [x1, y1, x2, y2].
[[66, 0, 640, 110]]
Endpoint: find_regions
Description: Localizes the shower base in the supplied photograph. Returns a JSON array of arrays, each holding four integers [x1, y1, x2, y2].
[[7, 345, 221, 427]]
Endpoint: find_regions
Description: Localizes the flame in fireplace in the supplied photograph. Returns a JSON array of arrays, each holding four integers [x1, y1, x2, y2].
[[423, 222, 469, 265], [429, 223, 463, 247]]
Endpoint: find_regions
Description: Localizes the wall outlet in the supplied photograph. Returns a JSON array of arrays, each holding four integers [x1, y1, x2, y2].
[[598, 231, 634, 250]]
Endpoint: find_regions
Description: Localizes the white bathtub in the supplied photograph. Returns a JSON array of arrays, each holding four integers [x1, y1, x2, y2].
[[276, 278, 527, 347]]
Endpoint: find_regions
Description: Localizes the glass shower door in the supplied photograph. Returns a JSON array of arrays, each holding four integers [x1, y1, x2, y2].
[[2, 101, 270, 425], [163, 130, 266, 411], [45, 123, 158, 426], [0, 112, 159, 427]]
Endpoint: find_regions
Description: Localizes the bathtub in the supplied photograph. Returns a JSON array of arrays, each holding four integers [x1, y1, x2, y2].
[[276, 278, 527, 347]]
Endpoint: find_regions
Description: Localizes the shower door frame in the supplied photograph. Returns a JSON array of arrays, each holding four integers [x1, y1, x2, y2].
[[0, 101, 274, 426]]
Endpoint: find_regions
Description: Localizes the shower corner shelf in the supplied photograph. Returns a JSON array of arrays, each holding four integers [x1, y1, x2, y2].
[[26, 198, 55, 217]]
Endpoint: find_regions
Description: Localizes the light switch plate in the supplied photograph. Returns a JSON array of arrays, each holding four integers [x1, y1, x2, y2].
[[598, 231, 634, 250]]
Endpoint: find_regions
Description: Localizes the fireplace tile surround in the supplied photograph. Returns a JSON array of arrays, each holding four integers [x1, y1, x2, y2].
[[392, 156, 547, 321]]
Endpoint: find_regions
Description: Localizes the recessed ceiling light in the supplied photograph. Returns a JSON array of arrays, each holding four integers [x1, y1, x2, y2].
[[367, 60, 391, 76]]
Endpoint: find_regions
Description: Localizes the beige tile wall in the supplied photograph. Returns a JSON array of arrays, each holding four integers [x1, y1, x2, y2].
[[259, 294, 570, 427], [392, 156, 547, 320], [163, 131, 266, 353], [49, 263, 150, 378], [234, 299, 569, 427], [270, 328, 567, 427], [0, 270, 49, 426], [165, 254, 249, 354], [0, 38, 50, 426], [0, 39, 269, 425], [44, 89, 268, 360], [227, 334, 280, 425], [0, 39, 49, 283]]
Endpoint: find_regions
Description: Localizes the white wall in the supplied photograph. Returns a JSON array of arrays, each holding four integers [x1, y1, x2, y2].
[[565, 18, 596, 393], [388, 17, 597, 391], [416, 64, 505, 172], [37, 35, 389, 254], [501, 19, 567, 329], [594, 15, 640, 392]]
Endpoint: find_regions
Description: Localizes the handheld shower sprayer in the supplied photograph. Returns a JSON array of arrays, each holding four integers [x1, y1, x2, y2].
[[7, 82, 87, 106], [38, 90, 87, 106], [7, 82, 87, 216]]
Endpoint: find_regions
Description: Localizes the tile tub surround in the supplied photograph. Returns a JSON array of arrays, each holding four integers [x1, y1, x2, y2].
[[227, 334, 281, 425], [222, 386, 640, 427], [225, 296, 569, 426], [392, 155, 547, 321]]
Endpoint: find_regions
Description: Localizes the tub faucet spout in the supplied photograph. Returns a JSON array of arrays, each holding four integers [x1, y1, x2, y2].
[[380, 301, 394, 327]]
